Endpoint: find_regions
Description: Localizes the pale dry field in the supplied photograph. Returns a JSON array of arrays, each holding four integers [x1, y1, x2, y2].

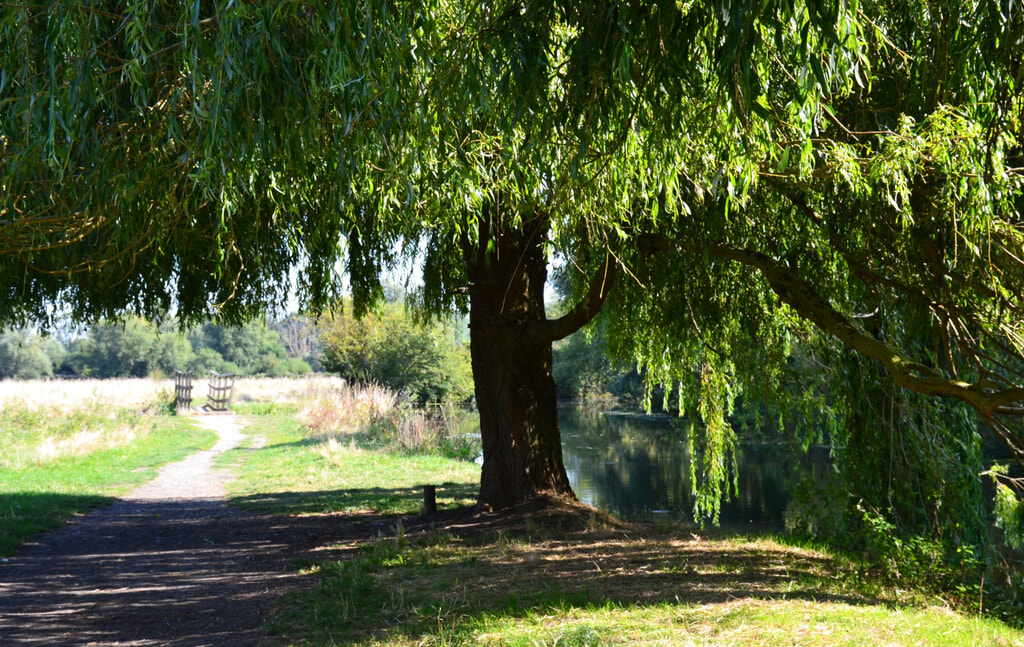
[[0, 377, 166, 412], [0, 374, 350, 412], [231, 374, 348, 404]]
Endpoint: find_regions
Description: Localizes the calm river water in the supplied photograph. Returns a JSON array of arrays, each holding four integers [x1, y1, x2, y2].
[[556, 404, 826, 530]]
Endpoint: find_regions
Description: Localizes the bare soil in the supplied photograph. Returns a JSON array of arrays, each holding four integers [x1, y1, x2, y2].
[[0, 414, 351, 647]]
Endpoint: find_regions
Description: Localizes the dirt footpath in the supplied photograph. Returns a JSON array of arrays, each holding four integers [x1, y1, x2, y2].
[[0, 415, 334, 647]]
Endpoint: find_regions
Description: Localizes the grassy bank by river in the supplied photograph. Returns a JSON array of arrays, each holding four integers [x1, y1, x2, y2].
[[216, 382, 1024, 646]]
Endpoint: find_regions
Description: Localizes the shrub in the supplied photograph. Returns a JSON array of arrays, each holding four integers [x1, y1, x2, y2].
[[297, 380, 478, 460], [317, 303, 473, 405]]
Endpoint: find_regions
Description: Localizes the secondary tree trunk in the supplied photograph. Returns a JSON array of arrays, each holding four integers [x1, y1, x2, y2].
[[463, 209, 617, 511]]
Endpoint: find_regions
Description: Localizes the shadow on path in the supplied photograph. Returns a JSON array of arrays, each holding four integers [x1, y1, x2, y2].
[[0, 414, 336, 647]]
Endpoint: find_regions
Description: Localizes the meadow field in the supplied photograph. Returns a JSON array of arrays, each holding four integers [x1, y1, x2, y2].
[[2, 376, 1022, 646], [0, 374, 350, 412]]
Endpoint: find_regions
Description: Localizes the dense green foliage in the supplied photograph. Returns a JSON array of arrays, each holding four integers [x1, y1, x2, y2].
[[186, 319, 311, 376], [65, 318, 193, 377], [0, 329, 65, 378], [317, 302, 473, 405], [552, 321, 630, 401]]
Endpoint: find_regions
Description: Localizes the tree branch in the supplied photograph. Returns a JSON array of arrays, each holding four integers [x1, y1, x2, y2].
[[708, 244, 1024, 417], [525, 251, 617, 346]]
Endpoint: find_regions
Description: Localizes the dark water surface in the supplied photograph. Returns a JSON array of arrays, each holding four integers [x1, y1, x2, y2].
[[557, 405, 827, 531]]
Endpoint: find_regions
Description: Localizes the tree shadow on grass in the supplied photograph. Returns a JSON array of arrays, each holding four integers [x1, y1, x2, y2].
[[228, 482, 479, 517], [2, 489, 996, 647], [266, 498, 923, 646], [0, 492, 118, 556], [0, 492, 341, 647]]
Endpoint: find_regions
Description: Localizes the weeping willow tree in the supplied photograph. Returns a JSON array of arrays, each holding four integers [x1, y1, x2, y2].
[[2, 1, 1022, 522]]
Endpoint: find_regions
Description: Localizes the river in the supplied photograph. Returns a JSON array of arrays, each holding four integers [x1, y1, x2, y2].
[[557, 404, 829, 530]]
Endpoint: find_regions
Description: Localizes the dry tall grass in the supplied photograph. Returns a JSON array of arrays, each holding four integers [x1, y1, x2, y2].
[[298, 380, 398, 436], [290, 378, 478, 458], [232, 375, 350, 405], [0, 378, 166, 412]]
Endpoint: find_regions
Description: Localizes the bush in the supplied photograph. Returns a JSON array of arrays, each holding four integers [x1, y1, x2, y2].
[[317, 303, 473, 405]]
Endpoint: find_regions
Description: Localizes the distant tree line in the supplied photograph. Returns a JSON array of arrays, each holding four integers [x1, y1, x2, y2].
[[0, 299, 612, 407], [0, 317, 316, 380]]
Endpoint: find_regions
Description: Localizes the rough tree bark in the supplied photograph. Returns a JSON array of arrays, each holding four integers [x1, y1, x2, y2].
[[462, 210, 615, 510]]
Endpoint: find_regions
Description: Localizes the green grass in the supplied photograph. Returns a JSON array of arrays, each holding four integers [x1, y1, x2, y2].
[[456, 601, 1023, 646], [220, 414, 479, 516], [207, 405, 1024, 647], [266, 529, 1024, 647], [0, 407, 217, 556]]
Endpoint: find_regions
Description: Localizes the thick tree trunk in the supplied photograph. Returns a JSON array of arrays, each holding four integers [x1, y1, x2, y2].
[[464, 214, 572, 510], [462, 208, 617, 511]]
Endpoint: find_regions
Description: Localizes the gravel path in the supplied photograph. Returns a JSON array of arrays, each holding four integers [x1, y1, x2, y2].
[[0, 414, 325, 647]]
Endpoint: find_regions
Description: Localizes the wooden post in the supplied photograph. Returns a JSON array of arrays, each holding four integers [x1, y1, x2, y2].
[[206, 371, 236, 412], [174, 371, 194, 411], [423, 485, 436, 514]]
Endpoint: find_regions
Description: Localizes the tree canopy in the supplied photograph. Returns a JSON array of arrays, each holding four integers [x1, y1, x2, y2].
[[2, 1, 1023, 512]]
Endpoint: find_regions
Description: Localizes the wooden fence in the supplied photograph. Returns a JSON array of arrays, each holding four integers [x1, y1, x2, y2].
[[206, 372, 236, 412], [174, 371, 194, 411]]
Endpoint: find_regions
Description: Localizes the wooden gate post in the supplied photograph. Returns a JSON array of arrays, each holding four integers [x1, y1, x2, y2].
[[174, 371, 194, 412], [206, 372, 236, 412], [423, 485, 437, 514]]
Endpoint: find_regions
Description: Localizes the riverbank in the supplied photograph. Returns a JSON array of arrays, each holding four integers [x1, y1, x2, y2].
[[222, 407, 1024, 645]]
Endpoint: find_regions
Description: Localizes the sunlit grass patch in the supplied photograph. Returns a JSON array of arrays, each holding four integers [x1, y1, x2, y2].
[[33, 424, 137, 462], [460, 600, 1024, 647], [221, 414, 479, 516], [0, 401, 149, 468], [1, 409, 145, 469]]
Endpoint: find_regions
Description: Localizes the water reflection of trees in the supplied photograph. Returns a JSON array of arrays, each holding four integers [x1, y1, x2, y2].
[[559, 405, 829, 529]]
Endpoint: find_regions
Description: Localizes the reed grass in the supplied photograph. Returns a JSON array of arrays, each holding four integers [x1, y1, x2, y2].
[[292, 379, 478, 459], [0, 377, 167, 412]]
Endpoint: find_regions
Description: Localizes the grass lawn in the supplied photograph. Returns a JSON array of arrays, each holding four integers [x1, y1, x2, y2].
[[262, 517, 1024, 646], [220, 412, 479, 516], [215, 407, 1024, 647]]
